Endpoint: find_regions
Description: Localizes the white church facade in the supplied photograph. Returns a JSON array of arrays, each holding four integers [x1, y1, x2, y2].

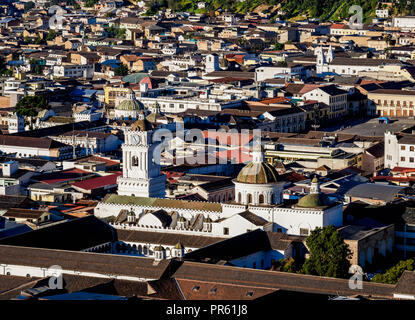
[[95, 123, 343, 237]]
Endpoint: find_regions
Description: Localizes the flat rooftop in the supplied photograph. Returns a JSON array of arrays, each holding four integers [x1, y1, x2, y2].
[[330, 118, 415, 137]]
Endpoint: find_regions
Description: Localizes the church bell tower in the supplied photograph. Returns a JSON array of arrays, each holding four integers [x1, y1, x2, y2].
[[117, 115, 166, 198]]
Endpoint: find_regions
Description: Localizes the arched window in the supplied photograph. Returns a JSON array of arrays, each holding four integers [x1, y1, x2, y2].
[[247, 193, 252, 204], [259, 194, 264, 204], [132, 156, 139, 166]]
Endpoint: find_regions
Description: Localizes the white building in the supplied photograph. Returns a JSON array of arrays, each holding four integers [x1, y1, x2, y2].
[[116, 114, 166, 198], [255, 65, 304, 82], [137, 95, 242, 114], [384, 131, 415, 169], [74, 109, 102, 122], [96, 146, 343, 237], [315, 46, 394, 77], [8, 113, 24, 134], [302, 85, 348, 120], [376, 9, 389, 18], [393, 16, 415, 30], [205, 54, 220, 74], [53, 63, 94, 79]]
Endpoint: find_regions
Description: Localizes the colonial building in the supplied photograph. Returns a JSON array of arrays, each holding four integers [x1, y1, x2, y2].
[[116, 113, 166, 198], [368, 89, 415, 117], [96, 147, 343, 237]]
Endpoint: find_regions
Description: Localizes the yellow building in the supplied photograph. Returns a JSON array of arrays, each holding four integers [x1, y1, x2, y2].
[[368, 89, 415, 117], [103, 86, 132, 106]]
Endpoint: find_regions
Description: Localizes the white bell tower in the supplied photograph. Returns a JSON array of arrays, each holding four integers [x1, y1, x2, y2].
[[117, 123, 166, 198]]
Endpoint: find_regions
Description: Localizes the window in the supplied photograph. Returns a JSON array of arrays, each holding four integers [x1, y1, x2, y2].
[[246, 291, 254, 297], [410, 157, 414, 163], [193, 286, 200, 291], [210, 288, 217, 294], [300, 228, 309, 236], [247, 193, 252, 204], [223, 227, 229, 235], [411, 146, 414, 152], [401, 145, 406, 150], [401, 157, 406, 162]]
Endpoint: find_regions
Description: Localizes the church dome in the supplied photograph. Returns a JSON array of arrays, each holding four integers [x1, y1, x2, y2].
[[297, 193, 331, 208], [297, 176, 331, 208], [131, 111, 153, 131], [236, 161, 280, 184], [117, 98, 144, 111]]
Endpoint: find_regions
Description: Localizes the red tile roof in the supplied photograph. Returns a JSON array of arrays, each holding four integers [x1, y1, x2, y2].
[[202, 130, 253, 146], [71, 172, 122, 191], [331, 23, 345, 29], [260, 97, 291, 105], [391, 167, 415, 173], [216, 147, 252, 164]]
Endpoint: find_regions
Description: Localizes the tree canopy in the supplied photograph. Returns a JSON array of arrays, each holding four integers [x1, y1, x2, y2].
[[372, 259, 415, 284], [301, 225, 352, 278], [114, 64, 129, 76], [15, 96, 49, 117]]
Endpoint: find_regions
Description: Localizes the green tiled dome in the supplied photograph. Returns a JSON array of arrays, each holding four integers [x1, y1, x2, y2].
[[297, 193, 331, 208], [236, 161, 280, 184], [117, 99, 144, 111]]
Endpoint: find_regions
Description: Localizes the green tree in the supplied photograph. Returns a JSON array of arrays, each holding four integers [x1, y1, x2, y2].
[[274, 42, 284, 50], [16, 96, 49, 117], [46, 30, 57, 41], [24, 1, 35, 12], [301, 225, 352, 278], [0, 57, 11, 76], [114, 64, 129, 76], [83, 0, 97, 7], [273, 258, 299, 273], [372, 259, 415, 284]]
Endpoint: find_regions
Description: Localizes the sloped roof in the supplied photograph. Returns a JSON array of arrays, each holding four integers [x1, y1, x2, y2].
[[71, 173, 121, 191], [102, 194, 223, 213], [0, 244, 172, 280], [116, 229, 225, 248], [0, 216, 115, 251]]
